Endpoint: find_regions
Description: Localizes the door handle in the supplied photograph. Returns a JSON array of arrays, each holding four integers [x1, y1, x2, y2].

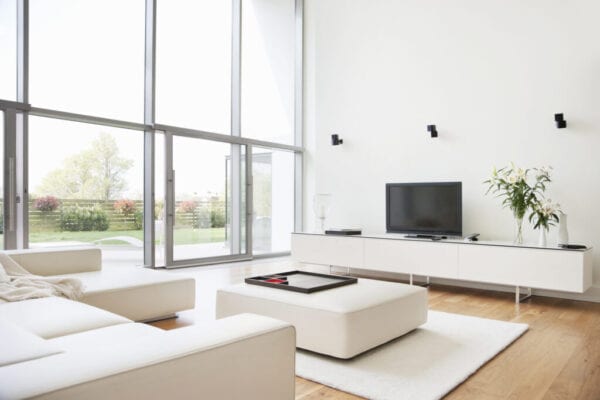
[[8, 157, 15, 231], [169, 169, 175, 220]]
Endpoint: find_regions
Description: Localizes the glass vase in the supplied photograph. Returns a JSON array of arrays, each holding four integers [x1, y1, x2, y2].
[[558, 212, 569, 245], [538, 228, 547, 247], [514, 216, 524, 245], [313, 194, 332, 233]]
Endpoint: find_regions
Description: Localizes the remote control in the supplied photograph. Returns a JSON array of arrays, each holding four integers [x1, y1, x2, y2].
[[464, 233, 480, 242], [558, 244, 587, 250]]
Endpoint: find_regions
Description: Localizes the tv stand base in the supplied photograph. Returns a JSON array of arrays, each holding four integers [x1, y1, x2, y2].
[[292, 232, 592, 305], [516, 286, 532, 303], [405, 234, 448, 240]]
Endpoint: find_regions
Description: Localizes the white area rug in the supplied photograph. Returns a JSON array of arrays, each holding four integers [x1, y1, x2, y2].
[[296, 311, 528, 400]]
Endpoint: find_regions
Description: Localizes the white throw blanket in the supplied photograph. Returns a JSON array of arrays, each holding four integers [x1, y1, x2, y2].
[[0, 252, 84, 302]]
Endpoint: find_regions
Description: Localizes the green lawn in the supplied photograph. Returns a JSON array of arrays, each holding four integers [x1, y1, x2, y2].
[[29, 227, 226, 246]]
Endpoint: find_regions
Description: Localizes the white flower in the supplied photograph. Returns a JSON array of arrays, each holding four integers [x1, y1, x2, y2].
[[536, 199, 560, 216], [507, 175, 518, 184], [536, 166, 552, 180]]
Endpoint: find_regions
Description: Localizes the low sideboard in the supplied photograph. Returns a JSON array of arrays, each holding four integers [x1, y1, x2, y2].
[[291, 232, 593, 303]]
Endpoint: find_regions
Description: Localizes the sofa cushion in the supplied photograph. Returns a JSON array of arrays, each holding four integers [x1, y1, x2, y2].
[[0, 314, 295, 400], [50, 322, 163, 350], [53, 266, 195, 321], [6, 247, 102, 276], [0, 297, 130, 339], [0, 318, 63, 366]]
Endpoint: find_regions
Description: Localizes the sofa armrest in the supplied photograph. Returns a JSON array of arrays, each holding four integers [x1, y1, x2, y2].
[[0, 314, 296, 400], [5, 247, 102, 276]]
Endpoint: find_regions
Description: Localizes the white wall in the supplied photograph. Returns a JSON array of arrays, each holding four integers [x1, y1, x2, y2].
[[303, 0, 600, 288]]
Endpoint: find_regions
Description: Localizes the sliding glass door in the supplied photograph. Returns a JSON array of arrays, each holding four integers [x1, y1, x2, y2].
[[252, 147, 294, 255], [0, 108, 20, 251], [0, 111, 4, 248], [163, 132, 250, 267], [0, 0, 304, 265]]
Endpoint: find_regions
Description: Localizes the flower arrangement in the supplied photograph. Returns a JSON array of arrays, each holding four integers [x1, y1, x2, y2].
[[33, 195, 60, 212], [529, 199, 560, 231], [484, 163, 557, 244]]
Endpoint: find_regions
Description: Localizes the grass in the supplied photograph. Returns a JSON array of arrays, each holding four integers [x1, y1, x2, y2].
[[29, 227, 226, 246]]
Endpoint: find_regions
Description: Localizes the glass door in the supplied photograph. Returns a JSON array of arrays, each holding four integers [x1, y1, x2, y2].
[[0, 108, 19, 250], [0, 111, 4, 248], [164, 133, 250, 267]]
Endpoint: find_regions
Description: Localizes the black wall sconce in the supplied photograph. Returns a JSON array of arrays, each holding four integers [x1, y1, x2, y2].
[[427, 125, 438, 138], [554, 113, 567, 129], [331, 134, 344, 145]]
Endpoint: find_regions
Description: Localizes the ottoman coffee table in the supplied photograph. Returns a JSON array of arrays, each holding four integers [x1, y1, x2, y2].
[[216, 277, 428, 359]]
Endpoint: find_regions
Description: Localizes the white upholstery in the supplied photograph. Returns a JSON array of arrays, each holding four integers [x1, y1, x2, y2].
[[49, 323, 162, 350], [6, 247, 102, 276], [0, 297, 130, 339], [53, 267, 196, 321], [217, 278, 428, 359], [0, 249, 296, 399], [4, 247, 195, 322], [0, 319, 63, 366], [0, 314, 296, 400]]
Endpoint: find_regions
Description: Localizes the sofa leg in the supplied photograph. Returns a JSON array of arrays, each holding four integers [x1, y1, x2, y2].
[[140, 313, 178, 323]]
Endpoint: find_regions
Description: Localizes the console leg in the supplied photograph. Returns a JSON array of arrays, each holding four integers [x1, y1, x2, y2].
[[413, 276, 431, 287], [515, 286, 532, 303], [422, 276, 431, 287]]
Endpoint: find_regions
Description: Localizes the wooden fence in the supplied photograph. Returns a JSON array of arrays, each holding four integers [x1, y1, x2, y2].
[[27, 199, 226, 232]]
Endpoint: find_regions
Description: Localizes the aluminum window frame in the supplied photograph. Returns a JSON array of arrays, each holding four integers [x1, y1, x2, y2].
[[0, 0, 304, 266]]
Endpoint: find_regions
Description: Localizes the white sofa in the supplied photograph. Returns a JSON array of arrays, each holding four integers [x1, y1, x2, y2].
[[0, 248, 296, 399], [4, 247, 195, 321]]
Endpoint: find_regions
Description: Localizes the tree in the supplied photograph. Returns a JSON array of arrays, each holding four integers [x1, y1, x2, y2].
[[37, 133, 134, 201]]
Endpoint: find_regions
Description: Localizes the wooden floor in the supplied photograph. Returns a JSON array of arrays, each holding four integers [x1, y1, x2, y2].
[[151, 258, 600, 400]]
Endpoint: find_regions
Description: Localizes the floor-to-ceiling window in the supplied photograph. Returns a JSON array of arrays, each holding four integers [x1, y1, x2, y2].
[[29, 0, 145, 121], [0, 0, 17, 101], [28, 117, 144, 267], [0, 0, 303, 267], [0, 111, 4, 249], [241, 0, 296, 145], [156, 0, 232, 134], [252, 147, 294, 254]]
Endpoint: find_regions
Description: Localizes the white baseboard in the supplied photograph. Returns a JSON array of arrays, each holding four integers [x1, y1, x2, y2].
[[327, 266, 600, 304]]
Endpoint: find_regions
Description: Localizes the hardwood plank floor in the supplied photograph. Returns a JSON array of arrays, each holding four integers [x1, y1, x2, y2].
[[150, 258, 600, 400]]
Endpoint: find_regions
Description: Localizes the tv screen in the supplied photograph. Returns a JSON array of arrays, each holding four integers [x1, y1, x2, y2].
[[386, 182, 462, 236]]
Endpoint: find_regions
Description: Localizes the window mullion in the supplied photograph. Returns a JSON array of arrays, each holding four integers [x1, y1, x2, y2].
[[16, 0, 29, 249], [143, 0, 157, 267]]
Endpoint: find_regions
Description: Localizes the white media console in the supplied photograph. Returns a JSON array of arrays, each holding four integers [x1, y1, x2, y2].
[[291, 232, 593, 303]]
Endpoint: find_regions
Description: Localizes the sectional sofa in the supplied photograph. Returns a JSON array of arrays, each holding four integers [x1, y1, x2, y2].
[[0, 247, 296, 399]]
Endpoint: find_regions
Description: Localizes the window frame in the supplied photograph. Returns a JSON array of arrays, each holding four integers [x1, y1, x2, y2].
[[0, 0, 304, 266]]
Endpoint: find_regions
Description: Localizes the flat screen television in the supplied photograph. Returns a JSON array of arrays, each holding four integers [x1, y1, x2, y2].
[[386, 182, 462, 236]]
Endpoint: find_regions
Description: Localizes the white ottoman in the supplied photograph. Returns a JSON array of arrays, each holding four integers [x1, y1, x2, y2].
[[216, 278, 428, 359]]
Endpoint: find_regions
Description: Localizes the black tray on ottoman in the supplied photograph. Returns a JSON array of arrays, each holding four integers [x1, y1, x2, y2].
[[245, 270, 357, 293]]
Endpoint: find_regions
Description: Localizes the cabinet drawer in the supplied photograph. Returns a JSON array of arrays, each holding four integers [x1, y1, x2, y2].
[[363, 238, 458, 278], [291, 234, 364, 268], [458, 245, 591, 292]]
